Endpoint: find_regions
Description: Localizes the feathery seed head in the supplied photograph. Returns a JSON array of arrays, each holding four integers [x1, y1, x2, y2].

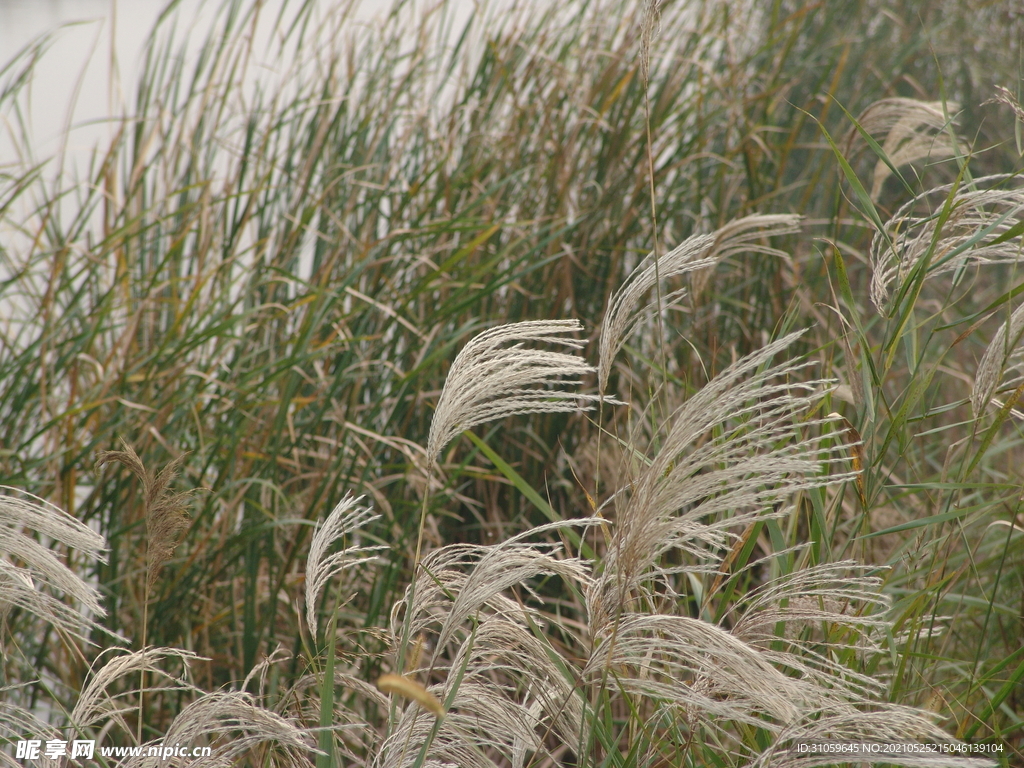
[[70, 647, 201, 735], [304, 494, 382, 639], [972, 302, 1024, 415], [154, 690, 317, 768], [96, 439, 192, 589], [427, 320, 606, 462], [987, 85, 1024, 125], [381, 520, 598, 768], [847, 98, 964, 201], [870, 174, 1024, 313], [598, 214, 802, 392], [1, 488, 108, 643], [590, 331, 851, 630]]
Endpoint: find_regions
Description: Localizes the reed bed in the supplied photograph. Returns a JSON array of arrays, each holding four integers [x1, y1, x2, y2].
[[1, 0, 1022, 765]]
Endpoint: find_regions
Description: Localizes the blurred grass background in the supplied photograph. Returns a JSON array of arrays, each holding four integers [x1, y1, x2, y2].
[[1, 0, 1022, 757]]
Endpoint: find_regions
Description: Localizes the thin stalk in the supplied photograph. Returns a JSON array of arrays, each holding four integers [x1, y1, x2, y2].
[[138, 577, 148, 745], [391, 464, 433, 730], [642, 4, 666, 397]]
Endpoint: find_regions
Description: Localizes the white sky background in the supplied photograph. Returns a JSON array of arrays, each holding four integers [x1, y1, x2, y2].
[[0, 0, 525, 168], [0, 0, 553, 317]]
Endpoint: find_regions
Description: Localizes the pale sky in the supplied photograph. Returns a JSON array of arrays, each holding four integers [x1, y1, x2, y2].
[[0, 0, 512, 165]]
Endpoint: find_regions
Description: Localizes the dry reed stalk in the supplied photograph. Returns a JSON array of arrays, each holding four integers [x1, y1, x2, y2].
[[96, 440, 193, 744]]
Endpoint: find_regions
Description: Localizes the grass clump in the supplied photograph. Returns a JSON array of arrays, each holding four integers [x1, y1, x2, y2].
[[1, 0, 1023, 765]]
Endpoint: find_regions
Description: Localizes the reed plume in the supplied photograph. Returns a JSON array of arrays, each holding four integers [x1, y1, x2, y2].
[[597, 214, 802, 393], [382, 520, 597, 768], [45, 647, 316, 768], [971, 301, 1024, 415], [729, 561, 892, 699], [142, 691, 318, 768], [426, 320, 604, 463], [0, 489, 108, 643], [987, 85, 1024, 125], [304, 494, 383, 639], [846, 98, 964, 201], [589, 330, 850, 630], [870, 174, 1024, 312], [69, 647, 201, 738], [96, 440, 192, 590]]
